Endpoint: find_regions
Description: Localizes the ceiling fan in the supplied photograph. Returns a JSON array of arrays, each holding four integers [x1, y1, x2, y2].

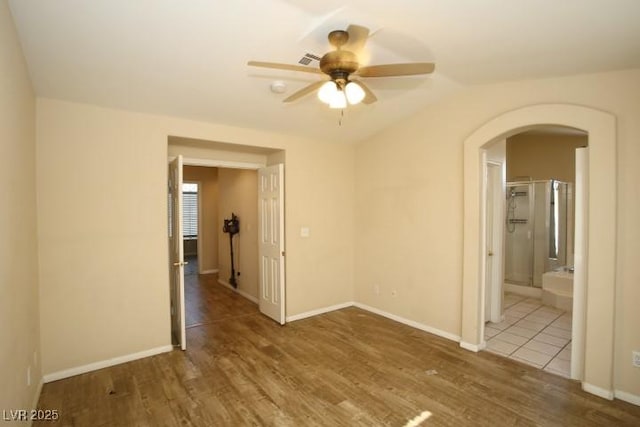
[[248, 25, 435, 108]]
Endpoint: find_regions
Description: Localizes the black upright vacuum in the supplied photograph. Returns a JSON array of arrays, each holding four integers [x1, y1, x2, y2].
[[222, 213, 240, 288]]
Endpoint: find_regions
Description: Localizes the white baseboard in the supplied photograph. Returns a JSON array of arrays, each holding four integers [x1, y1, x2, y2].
[[460, 341, 487, 352], [43, 345, 173, 383], [582, 382, 614, 400], [615, 389, 640, 406], [217, 279, 258, 304], [353, 302, 461, 343], [286, 302, 354, 322], [200, 269, 219, 274]]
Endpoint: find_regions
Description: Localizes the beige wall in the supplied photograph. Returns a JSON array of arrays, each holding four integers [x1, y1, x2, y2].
[[507, 133, 587, 182], [0, 0, 41, 410], [36, 98, 355, 375], [217, 169, 258, 298], [183, 166, 219, 272], [355, 68, 640, 397]]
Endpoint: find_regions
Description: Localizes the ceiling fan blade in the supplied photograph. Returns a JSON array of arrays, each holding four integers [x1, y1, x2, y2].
[[356, 62, 435, 77], [344, 25, 370, 54], [353, 80, 377, 104], [283, 80, 326, 103], [248, 61, 322, 74]]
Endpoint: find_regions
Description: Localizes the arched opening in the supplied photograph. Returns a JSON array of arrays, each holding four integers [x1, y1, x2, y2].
[[461, 104, 616, 399]]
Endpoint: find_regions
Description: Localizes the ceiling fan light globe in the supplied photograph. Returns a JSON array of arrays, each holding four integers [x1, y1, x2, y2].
[[318, 81, 338, 104], [329, 91, 347, 109], [345, 81, 365, 104]]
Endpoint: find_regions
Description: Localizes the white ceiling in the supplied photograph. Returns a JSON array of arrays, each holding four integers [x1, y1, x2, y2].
[[8, 0, 640, 144]]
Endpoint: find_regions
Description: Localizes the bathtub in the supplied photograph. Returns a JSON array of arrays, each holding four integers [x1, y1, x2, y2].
[[542, 268, 573, 312]]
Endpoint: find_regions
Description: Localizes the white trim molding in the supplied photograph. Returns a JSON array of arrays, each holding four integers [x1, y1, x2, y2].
[[218, 279, 259, 304], [286, 302, 354, 322], [43, 345, 173, 383], [460, 341, 487, 352], [168, 155, 265, 170], [354, 302, 461, 343], [615, 390, 640, 406], [582, 383, 614, 400], [200, 269, 219, 274]]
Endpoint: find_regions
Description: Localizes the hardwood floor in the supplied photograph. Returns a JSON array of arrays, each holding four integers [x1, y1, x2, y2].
[[184, 257, 256, 328], [35, 268, 640, 426]]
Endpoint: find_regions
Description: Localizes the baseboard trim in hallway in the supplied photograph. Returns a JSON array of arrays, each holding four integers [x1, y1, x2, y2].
[[217, 279, 259, 304], [42, 345, 173, 383]]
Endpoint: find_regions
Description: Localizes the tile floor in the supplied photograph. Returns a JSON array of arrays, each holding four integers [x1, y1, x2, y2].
[[485, 292, 572, 378]]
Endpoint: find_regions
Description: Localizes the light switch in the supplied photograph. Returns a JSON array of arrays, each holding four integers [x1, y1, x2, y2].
[[300, 227, 310, 238]]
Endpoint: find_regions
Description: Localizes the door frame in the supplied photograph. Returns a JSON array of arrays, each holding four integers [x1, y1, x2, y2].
[[166, 155, 287, 332], [460, 104, 616, 400], [483, 159, 504, 324], [168, 155, 186, 350]]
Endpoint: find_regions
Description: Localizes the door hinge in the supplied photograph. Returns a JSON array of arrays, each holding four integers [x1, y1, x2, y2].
[[281, 251, 285, 256]]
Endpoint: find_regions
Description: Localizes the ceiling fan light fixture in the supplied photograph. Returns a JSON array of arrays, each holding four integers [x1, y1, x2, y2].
[[318, 81, 338, 104], [345, 81, 365, 105], [329, 90, 347, 109]]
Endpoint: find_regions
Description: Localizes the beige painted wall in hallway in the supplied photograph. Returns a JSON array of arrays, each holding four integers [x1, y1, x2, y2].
[[507, 133, 588, 183], [217, 169, 259, 299]]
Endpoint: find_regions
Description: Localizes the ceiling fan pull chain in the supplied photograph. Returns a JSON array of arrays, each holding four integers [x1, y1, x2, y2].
[[339, 109, 344, 126]]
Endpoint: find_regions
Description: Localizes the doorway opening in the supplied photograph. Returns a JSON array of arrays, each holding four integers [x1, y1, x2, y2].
[[461, 104, 616, 399], [482, 127, 587, 378], [167, 137, 286, 351], [183, 166, 261, 331]]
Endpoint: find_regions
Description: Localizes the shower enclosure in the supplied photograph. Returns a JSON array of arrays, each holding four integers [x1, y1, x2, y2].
[[505, 180, 573, 288]]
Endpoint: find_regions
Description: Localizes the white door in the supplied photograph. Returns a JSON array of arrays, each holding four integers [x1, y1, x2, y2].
[[258, 164, 285, 324], [485, 162, 503, 323], [168, 155, 186, 350]]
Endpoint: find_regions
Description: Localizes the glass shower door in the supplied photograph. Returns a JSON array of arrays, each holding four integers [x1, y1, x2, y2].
[[505, 183, 533, 286]]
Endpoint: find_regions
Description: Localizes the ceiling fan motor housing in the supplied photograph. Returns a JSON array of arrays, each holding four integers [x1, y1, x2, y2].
[[320, 50, 359, 80]]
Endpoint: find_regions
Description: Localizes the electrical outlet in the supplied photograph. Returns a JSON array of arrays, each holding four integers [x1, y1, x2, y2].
[[633, 351, 640, 367], [373, 285, 380, 295]]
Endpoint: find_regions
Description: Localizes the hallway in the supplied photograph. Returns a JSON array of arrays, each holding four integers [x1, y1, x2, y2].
[[184, 256, 258, 329]]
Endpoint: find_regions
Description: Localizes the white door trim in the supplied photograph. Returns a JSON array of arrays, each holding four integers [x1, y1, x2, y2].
[[168, 155, 186, 351], [169, 155, 265, 170], [484, 160, 504, 324], [461, 104, 616, 398], [572, 147, 588, 380]]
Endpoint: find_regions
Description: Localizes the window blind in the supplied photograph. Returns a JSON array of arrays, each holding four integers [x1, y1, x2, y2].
[[183, 191, 198, 238]]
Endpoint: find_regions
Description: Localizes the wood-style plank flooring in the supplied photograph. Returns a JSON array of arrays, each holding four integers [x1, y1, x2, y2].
[[35, 263, 640, 426]]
